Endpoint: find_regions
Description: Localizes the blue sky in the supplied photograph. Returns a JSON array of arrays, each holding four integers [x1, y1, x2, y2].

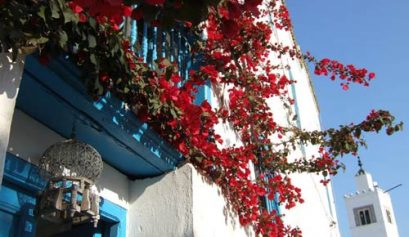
[[286, 0, 409, 236]]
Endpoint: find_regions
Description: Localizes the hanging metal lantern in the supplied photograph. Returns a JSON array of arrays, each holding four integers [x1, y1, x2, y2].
[[36, 139, 103, 228]]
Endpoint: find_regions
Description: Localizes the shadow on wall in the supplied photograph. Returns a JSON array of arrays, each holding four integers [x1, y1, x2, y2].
[[127, 169, 169, 203], [0, 53, 25, 99], [127, 164, 255, 237], [92, 92, 183, 170], [197, 168, 255, 237]]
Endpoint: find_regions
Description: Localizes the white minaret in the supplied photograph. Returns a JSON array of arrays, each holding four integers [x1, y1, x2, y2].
[[344, 157, 400, 237]]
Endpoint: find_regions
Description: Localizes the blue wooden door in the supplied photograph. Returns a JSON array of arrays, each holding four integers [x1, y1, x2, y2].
[[0, 181, 37, 237], [0, 208, 18, 237]]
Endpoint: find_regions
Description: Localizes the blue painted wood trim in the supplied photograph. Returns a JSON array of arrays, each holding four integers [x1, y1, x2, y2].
[[1, 153, 127, 237], [194, 81, 211, 105], [3, 153, 46, 194], [263, 174, 281, 215], [142, 23, 148, 62], [128, 21, 210, 106], [100, 198, 127, 237], [18, 55, 183, 177], [288, 70, 308, 156]]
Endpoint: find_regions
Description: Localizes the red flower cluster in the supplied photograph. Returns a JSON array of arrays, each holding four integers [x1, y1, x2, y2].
[[304, 52, 376, 90], [58, 0, 396, 236], [68, 0, 133, 29], [274, 5, 292, 30], [1, 1, 400, 235]]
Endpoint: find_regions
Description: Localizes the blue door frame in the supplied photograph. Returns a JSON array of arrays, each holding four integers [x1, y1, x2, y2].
[[0, 153, 127, 237]]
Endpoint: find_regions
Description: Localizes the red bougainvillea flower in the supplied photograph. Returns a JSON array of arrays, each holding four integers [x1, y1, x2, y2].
[[35, 0, 393, 236], [123, 6, 133, 17], [184, 21, 193, 28], [68, 2, 83, 14], [79, 13, 87, 22], [221, 19, 240, 38]]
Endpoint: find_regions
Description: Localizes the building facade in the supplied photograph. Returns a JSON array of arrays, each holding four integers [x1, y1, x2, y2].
[[344, 160, 400, 237], [0, 3, 340, 237]]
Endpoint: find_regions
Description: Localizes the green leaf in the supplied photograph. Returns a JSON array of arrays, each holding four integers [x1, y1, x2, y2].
[[89, 18, 97, 29], [58, 30, 68, 48], [50, 1, 61, 19], [63, 7, 78, 24], [56, 0, 66, 10], [170, 108, 178, 118], [90, 54, 97, 65], [153, 102, 161, 111], [88, 34, 97, 48], [194, 156, 203, 163], [38, 6, 47, 22], [158, 58, 172, 68], [27, 37, 49, 46], [111, 42, 120, 56]]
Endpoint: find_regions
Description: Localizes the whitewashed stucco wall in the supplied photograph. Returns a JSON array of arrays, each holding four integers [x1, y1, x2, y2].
[[262, 8, 341, 236], [345, 174, 400, 237], [128, 164, 254, 237], [128, 165, 194, 237], [0, 53, 25, 186], [345, 189, 396, 237], [202, 20, 341, 235], [280, 37, 340, 237], [191, 167, 255, 237]]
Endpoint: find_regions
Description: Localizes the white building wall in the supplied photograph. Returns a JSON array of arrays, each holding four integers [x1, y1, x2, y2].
[[0, 4, 343, 235], [0, 53, 25, 187], [265, 7, 341, 236], [345, 173, 400, 237], [282, 57, 341, 237], [128, 164, 253, 237], [191, 166, 254, 237], [356, 172, 374, 191], [345, 190, 387, 237], [202, 5, 341, 234], [128, 165, 194, 237], [210, 82, 243, 149], [380, 192, 400, 237]]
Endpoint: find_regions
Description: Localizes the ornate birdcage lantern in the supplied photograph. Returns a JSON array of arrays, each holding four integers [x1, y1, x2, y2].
[[36, 138, 103, 228]]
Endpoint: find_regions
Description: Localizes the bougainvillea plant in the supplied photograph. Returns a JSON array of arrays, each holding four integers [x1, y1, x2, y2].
[[0, 0, 403, 236]]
